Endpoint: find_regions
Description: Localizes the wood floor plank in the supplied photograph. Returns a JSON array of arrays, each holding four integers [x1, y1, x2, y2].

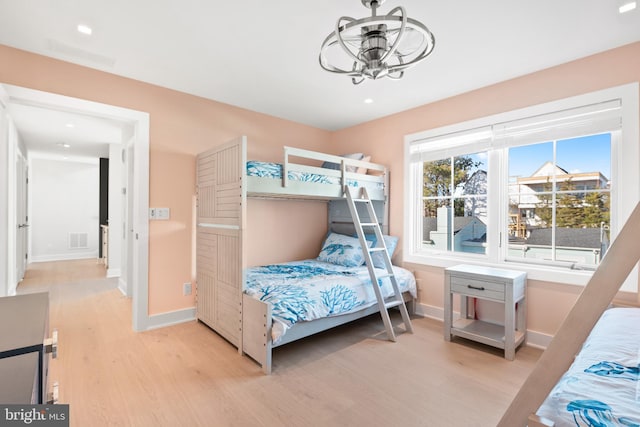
[[16, 259, 541, 427]]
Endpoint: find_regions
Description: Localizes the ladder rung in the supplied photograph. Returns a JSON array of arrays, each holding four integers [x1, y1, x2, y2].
[[385, 300, 403, 309], [368, 247, 386, 253], [360, 222, 377, 227], [353, 198, 371, 203]]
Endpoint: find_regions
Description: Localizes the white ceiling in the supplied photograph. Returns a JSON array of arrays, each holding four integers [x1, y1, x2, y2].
[[6, 100, 124, 159], [1, 0, 639, 156]]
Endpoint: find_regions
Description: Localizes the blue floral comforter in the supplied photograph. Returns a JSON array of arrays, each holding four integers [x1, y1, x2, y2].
[[536, 308, 640, 426], [246, 161, 380, 188], [244, 259, 417, 344]]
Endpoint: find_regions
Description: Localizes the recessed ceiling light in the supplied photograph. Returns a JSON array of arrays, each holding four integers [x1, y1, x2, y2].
[[65, 123, 74, 128], [57, 142, 71, 149], [619, 1, 637, 13], [77, 24, 92, 35], [364, 98, 374, 104]]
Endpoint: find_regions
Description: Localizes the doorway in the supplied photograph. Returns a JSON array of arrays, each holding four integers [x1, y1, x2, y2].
[[0, 83, 150, 331]]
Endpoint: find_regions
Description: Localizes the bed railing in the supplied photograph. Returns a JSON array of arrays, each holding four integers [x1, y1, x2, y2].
[[498, 201, 640, 427], [281, 146, 386, 190]]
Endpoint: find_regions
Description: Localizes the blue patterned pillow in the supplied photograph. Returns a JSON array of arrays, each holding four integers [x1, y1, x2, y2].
[[354, 234, 399, 268], [317, 232, 369, 267], [371, 235, 399, 268]]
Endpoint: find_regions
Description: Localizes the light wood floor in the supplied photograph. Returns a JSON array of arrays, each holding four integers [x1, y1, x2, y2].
[[17, 260, 542, 427]]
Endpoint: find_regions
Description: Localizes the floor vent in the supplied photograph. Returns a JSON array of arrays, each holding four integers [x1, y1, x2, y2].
[[69, 232, 89, 249]]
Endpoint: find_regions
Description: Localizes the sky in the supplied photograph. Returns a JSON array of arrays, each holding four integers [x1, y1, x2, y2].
[[507, 133, 611, 180], [443, 132, 612, 185]]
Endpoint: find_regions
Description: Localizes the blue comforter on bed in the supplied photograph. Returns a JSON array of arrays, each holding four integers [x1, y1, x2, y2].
[[244, 259, 417, 344], [536, 308, 640, 427]]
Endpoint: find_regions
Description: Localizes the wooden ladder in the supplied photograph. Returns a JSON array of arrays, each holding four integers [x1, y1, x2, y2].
[[344, 186, 413, 341]]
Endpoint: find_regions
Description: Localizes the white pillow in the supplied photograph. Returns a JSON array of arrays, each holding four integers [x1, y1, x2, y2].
[[357, 155, 371, 174], [321, 153, 364, 172]]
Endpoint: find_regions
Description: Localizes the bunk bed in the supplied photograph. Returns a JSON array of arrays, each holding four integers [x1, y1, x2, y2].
[[196, 136, 417, 374], [498, 202, 640, 427]]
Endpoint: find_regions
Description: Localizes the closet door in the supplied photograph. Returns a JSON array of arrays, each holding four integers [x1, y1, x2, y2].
[[196, 137, 245, 349]]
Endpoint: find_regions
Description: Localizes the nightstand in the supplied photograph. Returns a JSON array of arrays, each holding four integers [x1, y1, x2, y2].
[[444, 264, 527, 360]]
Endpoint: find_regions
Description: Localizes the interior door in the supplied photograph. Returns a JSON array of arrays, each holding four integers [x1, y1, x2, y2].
[[125, 142, 134, 297], [15, 150, 28, 282]]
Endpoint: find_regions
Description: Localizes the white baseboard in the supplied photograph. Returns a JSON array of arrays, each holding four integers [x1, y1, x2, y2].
[[524, 330, 553, 350], [145, 307, 196, 331], [415, 302, 553, 350], [31, 253, 99, 263], [117, 278, 128, 296], [415, 302, 445, 321], [106, 267, 121, 278]]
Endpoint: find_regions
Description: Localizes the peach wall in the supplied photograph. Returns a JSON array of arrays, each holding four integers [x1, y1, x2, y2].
[[0, 44, 331, 315], [246, 199, 328, 267], [332, 42, 640, 338], [2, 41, 639, 333]]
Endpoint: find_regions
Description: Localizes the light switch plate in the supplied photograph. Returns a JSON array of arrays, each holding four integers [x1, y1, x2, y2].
[[156, 207, 170, 220]]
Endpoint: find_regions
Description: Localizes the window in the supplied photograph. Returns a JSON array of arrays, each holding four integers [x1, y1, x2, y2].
[[507, 134, 611, 268], [422, 151, 488, 255], [404, 84, 639, 288]]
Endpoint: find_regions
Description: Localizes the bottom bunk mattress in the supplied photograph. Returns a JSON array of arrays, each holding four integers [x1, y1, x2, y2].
[[244, 259, 417, 344], [536, 307, 640, 427]]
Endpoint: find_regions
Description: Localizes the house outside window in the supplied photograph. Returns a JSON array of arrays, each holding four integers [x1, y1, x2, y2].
[[507, 134, 611, 267], [403, 84, 639, 289]]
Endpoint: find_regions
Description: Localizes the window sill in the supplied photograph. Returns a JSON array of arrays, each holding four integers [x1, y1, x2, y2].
[[404, 252, 594, 286]]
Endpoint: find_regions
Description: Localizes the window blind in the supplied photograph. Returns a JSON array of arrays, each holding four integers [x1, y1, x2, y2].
[[409, 99, 622, 161]]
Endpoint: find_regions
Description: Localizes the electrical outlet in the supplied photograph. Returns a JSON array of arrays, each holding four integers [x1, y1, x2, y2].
[[183, 282, 192, 296]]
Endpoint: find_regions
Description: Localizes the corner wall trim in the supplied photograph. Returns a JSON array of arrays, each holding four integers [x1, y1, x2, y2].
[[117, 278, 127, 296]]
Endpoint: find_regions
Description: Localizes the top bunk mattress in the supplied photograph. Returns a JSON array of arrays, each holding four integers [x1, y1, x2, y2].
[[536, 307, 640, 426], [245, 159, 386, 200], [247, 161, 383, 188]]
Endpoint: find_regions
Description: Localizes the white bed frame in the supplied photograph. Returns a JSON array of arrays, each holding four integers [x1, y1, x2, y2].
[[242, 292, 415, 374], [196, 136, 411, 374]]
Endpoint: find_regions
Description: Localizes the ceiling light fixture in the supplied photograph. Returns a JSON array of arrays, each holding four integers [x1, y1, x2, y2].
[[619, 1, 637, 13], [319, 0, 435, 85], [364, 98, 374, 104], [77, 24, 92, 35]]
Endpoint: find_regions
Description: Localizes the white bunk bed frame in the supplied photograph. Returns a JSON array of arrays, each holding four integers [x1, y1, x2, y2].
[[196, 136, 414, 374], [498, 202, 640, 427]]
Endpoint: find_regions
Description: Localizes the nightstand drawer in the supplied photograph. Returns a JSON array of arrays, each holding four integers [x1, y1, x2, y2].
[[450, 277, 505, 301]]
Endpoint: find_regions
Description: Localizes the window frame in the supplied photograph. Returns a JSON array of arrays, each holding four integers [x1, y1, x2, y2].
[[403, 83, 639, 290]]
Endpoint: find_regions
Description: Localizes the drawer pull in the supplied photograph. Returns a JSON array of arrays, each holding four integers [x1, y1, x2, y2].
[[467, 285, 485, 291]]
